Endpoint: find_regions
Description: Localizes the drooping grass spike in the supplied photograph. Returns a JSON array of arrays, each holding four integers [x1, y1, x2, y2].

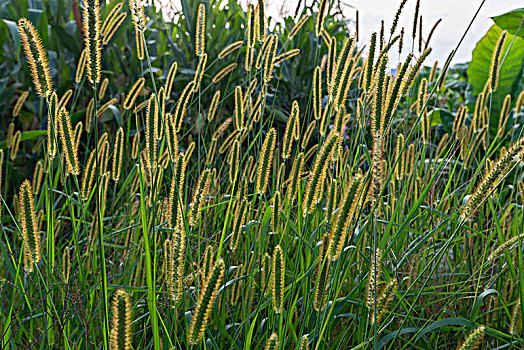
[[165, 61, 178, 98], [10, 131, 21, 161], [313, 235, 330, 311], [282, 100, 299, 159], [165, 224, 186, 303], [189, 169, 212, 226], [145, 93, 158, 170], [207, 90, 220, 122], [102, 12, 127, 45], [75, 49, 87, 83], [489, 30, 507, 92], [230, 197, 248, 252], [303, 132, 339, 215], [81, 152, 96, 201], [371, 278, 397, 325], [174, 81, 195, 132], [101, 2, 123, 36], [124, 78, 145, 110], [47, 92, 58, 159], [19, 180, 40, 272], [212, 63, 237, 84], [290, 15, 309, 39], [287, 152, 304, 204], [112, 127, 124, 182], [327, 173, 363, 260], [263, 35, 278, 83], [58, 108, 80, 176], [274, 48, 301, 64], [460, 136, 524, 220], [187, 258, 225, 345], [168, 154, 187, 231], [256, 128, 277, 195], [193, 53, 207, 91], [219, 41, 244, 59], [13, 91, 28, 117]]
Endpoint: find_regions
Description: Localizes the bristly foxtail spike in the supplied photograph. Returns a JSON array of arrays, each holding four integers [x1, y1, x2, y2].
[[303, 132, 339, 215], [81, 152, 97, 201], [489, 30, 507, 93], [109, 289, 132, 350], [18, 18, 53, 97], [187, 258, 225, 345], [207, 90, 221, 122], [19, 180, 40, 273], [457, 326, 485, 350], [327, 173, 363, 261], [256, 0, 266, 43], [188, 169, 212, 227], [264, 333, 279, 350], [364, 32, 377, 93], [287, 152, 304, 204], [313, 66, 322, 120], [58, 108, 80, 176], [315, 0, 328, 36], [228, 139, 240, 184], [271, 191, 281, 232], [256, 128, 277, 195], [234, 86, 244, 131], [460, 135, 524, 221], [299, 334, 310, 350], [83, 0, 101, 84], [313, 234, 330, 311], [195, 3, 206, 56], [193, 53, 207, 92], [112, 127, 124, 182], [48, 92, 58, 159], [282, 100, 299, 159]]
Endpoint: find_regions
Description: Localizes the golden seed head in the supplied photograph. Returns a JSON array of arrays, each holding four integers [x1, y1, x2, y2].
[[195, 3, 206, 56], [19, 179, 40, 272], [82, 0, 102, 84], [188, 258, 225, 345], [18, 18, 53, 97], [489, 29, 507, 92], [193, 53, 207, 91], [110, 289, 132, 350]]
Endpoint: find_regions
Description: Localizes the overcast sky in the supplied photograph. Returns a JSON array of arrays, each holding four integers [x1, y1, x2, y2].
[[263, 0, 523, 65]]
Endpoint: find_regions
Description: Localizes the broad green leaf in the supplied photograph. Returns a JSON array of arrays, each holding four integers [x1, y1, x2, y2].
[[0, 130, 47, 149], [52, 25, 80, 55], [2, 19, 20, 59], [492, 8, 524, 39], [467, 24, 524, 126], [429, 108, 454, 133]]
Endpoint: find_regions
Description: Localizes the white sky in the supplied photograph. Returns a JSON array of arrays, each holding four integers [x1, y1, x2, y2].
[[263, 0, 523, 65]]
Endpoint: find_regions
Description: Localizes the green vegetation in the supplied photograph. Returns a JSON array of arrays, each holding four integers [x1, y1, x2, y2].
[[1, 0, 524, 348]]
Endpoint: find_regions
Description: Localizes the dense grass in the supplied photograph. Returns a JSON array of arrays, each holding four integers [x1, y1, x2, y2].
[[1, 0, 524, 349]]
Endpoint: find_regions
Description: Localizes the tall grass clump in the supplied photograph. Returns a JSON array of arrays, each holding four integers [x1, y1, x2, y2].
[[1, 0, 524, 349]]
